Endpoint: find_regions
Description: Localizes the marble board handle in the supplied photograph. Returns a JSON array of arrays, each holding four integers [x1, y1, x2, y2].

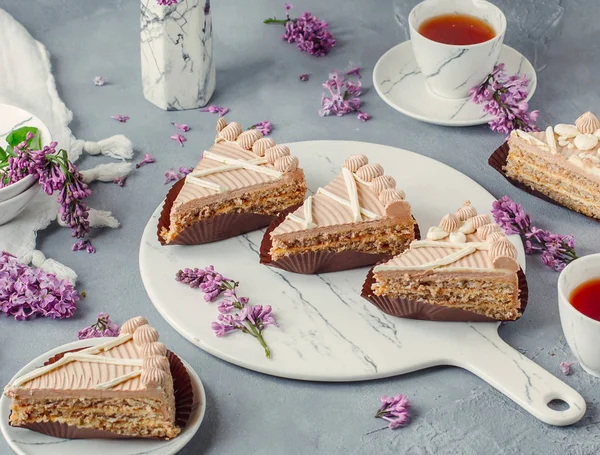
[[451, 325, 586, 426]]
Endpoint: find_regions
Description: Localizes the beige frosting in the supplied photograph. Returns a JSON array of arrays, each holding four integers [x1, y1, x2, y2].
[[142, 342, 167, 357], [141, 368, 167, 387], [120, 316, 148, 335], [471, 214, 492, 230], [355, 164, 384, 182], [486, 231, 506, 244], [372, 175, 396, 195], [343, 154, 369, 172], [237, 129, 263, 150], [456, 202, 477, 221], [439, 214, 460, 233], [4, 317, 174, 397], [374, 204, 519, 274], [477, 223, 502, 240], [272, 157, 409, 236], [265, 145, 291, 164], [252, 138, 276, 156], [216, 117, 228, 132], [133, 325, 159, 345], [379, 188, 405, 205], [575, 112, 600, 134], [218, 122, 242, 141], [275, 155, 299, 172]]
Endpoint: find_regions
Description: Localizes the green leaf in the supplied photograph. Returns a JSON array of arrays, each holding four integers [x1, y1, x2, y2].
[[5, 126, 40, 149], [0, 146, 6, 162]]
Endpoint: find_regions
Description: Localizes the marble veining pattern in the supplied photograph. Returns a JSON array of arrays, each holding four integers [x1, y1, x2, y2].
[[140, 0, 215, 110]]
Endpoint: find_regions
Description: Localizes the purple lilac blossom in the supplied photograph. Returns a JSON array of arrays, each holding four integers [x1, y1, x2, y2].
[[282, 11, 335, 57], [560, 361, 575, 375], [319, 71, 364, 118], [113, 176, 127, 187], [375, 394, 411, 429], [0, 252, 79, 320], [78, 313, 120, 339], [110, 115, 130, 123], [199, 105, 229, 116], [250, 121, 273, 136], [164, 169, 181, 184], [172, 123, 190, 132], [136, 153, 155, 169], [93, 76, 105, 86], [299, 73, 310, 82], [170, 134, 187, 147]]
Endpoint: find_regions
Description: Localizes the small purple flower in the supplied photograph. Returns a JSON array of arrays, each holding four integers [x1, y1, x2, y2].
[[560, 361, 575, 376], [164, 168, 181, 184], [199, 105, 229, 116], [346, 67, 361, 78], [299, 73, 310, 82], [250, 121, 273, 136], [172, 123, 190, 132], [284, 3, 293, 12], [113, 176, 127, 187], [170, 134, 187, 147], [93, 76, 105, 86], [156, 0, 179, 5], [78, 312, 119, 339], [179, 166, 193, 176], [136, 153, 155, 169], [357, 111, 370, 122], [218, 300, 235, 314], [111, 115, 130, 123], [375, 394, 411, 430], [211, 321, 236, 337], [71, 239, 95, 254]]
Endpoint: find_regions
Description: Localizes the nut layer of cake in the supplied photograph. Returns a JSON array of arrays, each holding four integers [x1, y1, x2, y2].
[[504, 112, 600, 219], [368, 202, 526, 321], [161, 118, 306, 244], [268, 154, 416, 262], [4, 317, 181, 439]]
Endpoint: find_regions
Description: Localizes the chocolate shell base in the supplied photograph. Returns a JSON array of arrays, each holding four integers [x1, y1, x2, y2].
[[361, 267, 528, 322], [10, 349, 194, 440], [488, 142, 600, 223], [260, 215, 420, 275], [157, 177, 302, 245]]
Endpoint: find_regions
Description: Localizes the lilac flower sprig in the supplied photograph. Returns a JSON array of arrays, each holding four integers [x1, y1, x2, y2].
[[0, 252, 79, 320], [491, 196, 578, 271], [375, 394, 410, 429], [319, 71, 369, 121], [469, 64, 539, 135], [176, 266, 277, 358], [249, 121, 273, 136], [264, 4, 335, 57], [78, 313, 120, 339]]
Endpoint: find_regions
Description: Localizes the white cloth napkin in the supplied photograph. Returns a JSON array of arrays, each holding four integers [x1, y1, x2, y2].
[[0, 9, 134, 282]]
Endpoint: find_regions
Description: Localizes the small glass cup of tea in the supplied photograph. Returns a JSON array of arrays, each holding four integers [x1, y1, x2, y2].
[[408, 0, 506, 99], [558, 253, 600, 377]]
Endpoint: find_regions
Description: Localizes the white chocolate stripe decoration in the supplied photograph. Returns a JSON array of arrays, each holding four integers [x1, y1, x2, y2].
[[63, 353, 143, 367], [186, 175, 227, 193], [191, 156, 268, 178], [341, 167, 362, 222], [286, 196, 317, 229], [411, 240, 490, 250], [374, 246, 478, 272], [203, 151, 283, 178], [317, 189, 380, 219], [95, 370, 142, 390]]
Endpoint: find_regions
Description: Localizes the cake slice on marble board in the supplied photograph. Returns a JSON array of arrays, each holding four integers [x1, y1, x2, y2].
[[490, 111, 600, 220], [4, 316, 189, 440], [159, 118, 307, 245], [260, 154, 419, 274], [362, 202, 528, 322]]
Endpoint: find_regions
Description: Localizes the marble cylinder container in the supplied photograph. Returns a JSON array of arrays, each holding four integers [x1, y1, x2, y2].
[[140, 0, 216, 110]]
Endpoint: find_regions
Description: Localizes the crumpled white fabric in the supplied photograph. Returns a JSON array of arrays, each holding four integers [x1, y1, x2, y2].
[[0, 9, 134, 283]]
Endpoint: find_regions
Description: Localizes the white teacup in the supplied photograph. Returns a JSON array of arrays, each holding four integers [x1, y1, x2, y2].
[[558, 254, 600, 377], [408, 0, 506, 99]]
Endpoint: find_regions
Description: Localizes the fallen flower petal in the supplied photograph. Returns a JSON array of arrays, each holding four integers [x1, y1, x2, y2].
[[93, 76, 106, 86], [113, 176, 127, 187], [249, 121, 273, 136], [560, 361, 575, 376], [164, 168, 181, 184], [171, 134, 187, 147], [172, 122, 190, 132], [111, 115, 130, 123], [199, 105, 229, 116], [136, 153, 156, 169], [346, 67, 361, 78], [375, 394, 410, 430], [78, 313, 120, 339], [357, 111, 370, 122], [179, 166, 193, 176], [299, 73, 310, 82]]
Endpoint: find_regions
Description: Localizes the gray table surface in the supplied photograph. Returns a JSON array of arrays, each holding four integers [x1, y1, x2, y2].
[[1, 0, 599, 453]]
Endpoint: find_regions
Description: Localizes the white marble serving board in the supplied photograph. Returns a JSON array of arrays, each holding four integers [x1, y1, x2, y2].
[[139, 141, 585, 426], [0, 338, 206, 455], [373, 42, 536, 126]]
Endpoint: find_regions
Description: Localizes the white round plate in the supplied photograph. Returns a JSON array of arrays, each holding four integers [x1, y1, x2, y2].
[[139, 141, 525, 382], [373, 42, 537, 126], [0, 103, 52, 203], [0, 338, 206, 455]]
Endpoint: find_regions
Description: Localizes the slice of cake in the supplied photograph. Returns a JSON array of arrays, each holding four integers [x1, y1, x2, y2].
[[492, 111, 600, 220], [4, 317, 184, 439], [159, 118, 306, 245], [260, 154, 419, 274], [362, 202, 528, 322]]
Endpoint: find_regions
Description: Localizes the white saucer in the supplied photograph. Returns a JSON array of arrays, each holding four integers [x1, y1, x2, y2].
[[0, 338, 206, 455], [373, 42, 537, 126]]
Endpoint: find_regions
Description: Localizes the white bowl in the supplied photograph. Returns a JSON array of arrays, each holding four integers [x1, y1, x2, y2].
[[0, 183, 40, 226], [0, 103, 52, 203]]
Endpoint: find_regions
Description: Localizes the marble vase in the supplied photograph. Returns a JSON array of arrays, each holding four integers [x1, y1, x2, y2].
[[140, 0, 216, 111]]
